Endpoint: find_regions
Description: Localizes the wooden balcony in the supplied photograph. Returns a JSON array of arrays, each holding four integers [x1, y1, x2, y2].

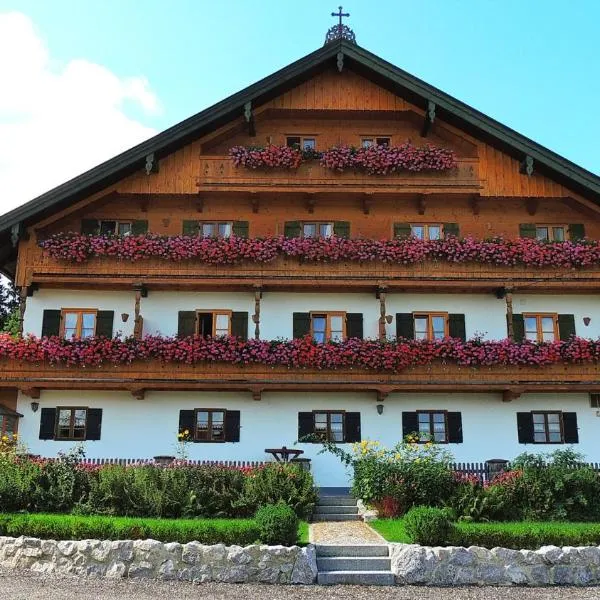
[[196, 156, 482, 195], [3, 359, 599, 398], [17, 247, 600, 292]]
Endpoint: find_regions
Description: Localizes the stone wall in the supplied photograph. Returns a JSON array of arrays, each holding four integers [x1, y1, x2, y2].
[[391, 543, 600, 586], [0, 536, 317, 584]]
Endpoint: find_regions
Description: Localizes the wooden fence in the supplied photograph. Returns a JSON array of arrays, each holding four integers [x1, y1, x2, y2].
[[451, 461, 600, 482], [70, 458, 268, 468]]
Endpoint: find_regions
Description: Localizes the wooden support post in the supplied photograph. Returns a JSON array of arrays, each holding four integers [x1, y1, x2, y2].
[[133, 285, 145, 339], [376, 286, 387, 341], [252, 287, 262, 340], [17, 286, 27, 336], [505, 288, 514, 340]]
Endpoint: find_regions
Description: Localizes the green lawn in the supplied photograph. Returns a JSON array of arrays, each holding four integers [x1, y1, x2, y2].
[[371, 519, 600, 549], [298, 520, 310, 545]]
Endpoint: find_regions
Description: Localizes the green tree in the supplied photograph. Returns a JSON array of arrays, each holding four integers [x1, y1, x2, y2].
[[0, 279, 18, 334]]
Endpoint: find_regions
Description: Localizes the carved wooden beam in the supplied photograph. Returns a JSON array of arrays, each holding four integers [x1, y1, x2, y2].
[[145, 153, 159, 175], [140, 196, 149, 213], [469, 195, 480, 215], [131, 388, 146, 400], [336, 51, 344, 72], [252, 287, 262, 340], [377, 286, 387, 341], [249, 386, 263, 401], [195, 196, 204, 213], [305, 193, 317, 214], [416, 194, 426, 215], [525, 198, 538, 216], [502, 388, 524, 402], [243, 101, 256, 137], [362, 193, 374, 215], [21, 387, 40, 399], [133, 285, 144, 340], [520, 155, 534, 177], [505, 288, 514, 340], [421, 100, 436, 137], [250, 193, 260, 214], [17, 286, 27, 336]]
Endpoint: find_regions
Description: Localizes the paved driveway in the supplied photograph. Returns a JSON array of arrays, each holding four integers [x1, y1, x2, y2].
[[1, 571, 600, 600]]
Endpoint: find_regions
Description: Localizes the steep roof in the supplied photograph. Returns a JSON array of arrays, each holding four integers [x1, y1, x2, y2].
[[1, 39, 599, 276]]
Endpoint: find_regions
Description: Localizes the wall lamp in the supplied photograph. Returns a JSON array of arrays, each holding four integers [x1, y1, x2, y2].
[[376, 403, 384, 415], [121, 313, 130, 323], [31, 401, 39, 413], [584, 317, 591, 327]]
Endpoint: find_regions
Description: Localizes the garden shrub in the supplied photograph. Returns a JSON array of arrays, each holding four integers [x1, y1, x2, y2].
[[403, 506, 454, 546], [255, 503, 299, 546]]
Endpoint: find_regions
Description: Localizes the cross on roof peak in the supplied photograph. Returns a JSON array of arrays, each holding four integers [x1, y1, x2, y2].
[[331, 6, 350, 27], [324, 5, 356, 46]]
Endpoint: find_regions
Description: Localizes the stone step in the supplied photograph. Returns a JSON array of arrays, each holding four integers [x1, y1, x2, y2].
[[312, 513, 362, 522], [317, 496, 357, 507], [317, 557, 391, 572], [317, 570, 395, 586], [314, 505, 359, 515], [316, 545, 389, 558]]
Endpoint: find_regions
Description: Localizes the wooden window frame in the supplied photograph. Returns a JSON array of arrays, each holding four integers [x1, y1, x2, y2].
[[285, 135, 317, 150], [361, 136, 391, 147], [531, 410, 564, 444], [416, 410, 449, 444], [413, 312, 449, 341], [60, 309, 98, 339], [312, 410, 346, 442], [301, 221, 334, 239], [99, 220, 133, 235], [410, 223, 443, 241], [535, 224, 567, 242], [310, 311, 347, 342], [523, 312, 559, 343], [197, 221, 233, 239], [55, 406, 88, 441], [195, 310, 232, 337], [193, 408, 227, 443]]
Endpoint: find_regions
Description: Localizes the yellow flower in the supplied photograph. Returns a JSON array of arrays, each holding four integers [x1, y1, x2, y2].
[[184, 430, 189, 436]]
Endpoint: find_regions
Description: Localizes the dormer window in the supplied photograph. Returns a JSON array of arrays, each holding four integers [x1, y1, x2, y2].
[[286, 136, 316, 151], [361, 137, 390, 148]]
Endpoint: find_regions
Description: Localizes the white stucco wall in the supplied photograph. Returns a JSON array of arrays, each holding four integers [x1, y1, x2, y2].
[[17, 390, 600, 487]]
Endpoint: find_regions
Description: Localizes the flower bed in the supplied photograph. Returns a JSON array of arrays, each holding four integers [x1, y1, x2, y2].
[[39, 233, 600, 268], [1, 334, 599, 370]]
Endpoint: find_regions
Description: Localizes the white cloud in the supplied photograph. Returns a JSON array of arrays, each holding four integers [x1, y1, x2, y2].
[[0, 11, 160, 215]]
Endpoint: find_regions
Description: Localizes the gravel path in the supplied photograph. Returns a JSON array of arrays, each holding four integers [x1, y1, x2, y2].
[[310, 521, 386, 544], [1, 570, 600, 599]]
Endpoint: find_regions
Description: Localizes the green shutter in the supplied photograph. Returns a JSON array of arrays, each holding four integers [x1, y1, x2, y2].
[[333, 221, 350, 238], [39, 408, 57, 440], [393, 223, 412, 239], [224, 410, 241, 442], [511, 314, 525, 342], [178, 410, 195, 439], [232, 221, 249, 238], [447, 412, 463, 443], [81, 219, 99, 235], [517, 413, 534, 444], [569, 224, 585, 242], [131, 220, 148, 235], [448, 314, 466, 341], [558, 314, 576, 341], [344, 412, 361, 443], [298, 412, 314, 442], [563, 412, 579, 444], [183, 220, 199, 235], [293, 313, 311, 339], [284, 221, 301, 238], [177, 311, 197, 337], [443, 223, 460, 238], [95, 311, 114, 338], [85, 409, 103, 441], [346, 313, 363, 339], [41, 310, 61, 337], [519, 223, 537, 239], [396, 313, 414, 339], [231, 312, 249, 340], [402, 412, 419, 439]]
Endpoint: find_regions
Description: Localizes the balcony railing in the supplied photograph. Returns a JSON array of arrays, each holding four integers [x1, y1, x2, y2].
[[196, 155, 481, 194]]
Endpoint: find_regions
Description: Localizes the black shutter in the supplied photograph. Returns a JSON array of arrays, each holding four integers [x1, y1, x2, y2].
[[39, 408, 56, 440], [563, 412, 579, 444], [346, 313, 363, 339], [333, 221, 350, 238], [447, 412, 463, 443], [519, 223, 537, 239], [511, 314, 525, 342], [86, 409, 103, 441], [569, 224, 585, 242], [298, 412, 314, 442], [41, 310, 61, 337], [95, 311, 114, 338], [131, 220, 148, 235], [232, 221, 249, 238], [178, 311, 197, 337], [231, 312, 248, 340], [81, 219, 99, 235], [402, 412, 419, 439], [443, 223, 460, 238], [284, 221, 301, 238], [293, 313, 311, 339], [178, 410, 195, 439], [558, 314, 576, 341], [393, 223, 412, 239], [517, 412, 534, 444], [396, 313, 414, 339], [345, 412, 361, 443], [448, 314, 466, 341], [182, 220, 199, 235], [225, 410, 241, 442]]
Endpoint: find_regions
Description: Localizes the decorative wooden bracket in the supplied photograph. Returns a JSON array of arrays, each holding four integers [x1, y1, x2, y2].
[[140, 196, 149, 213], [520, 155, 534, 177], [252, 286, 262, 340], [10, 223, 28, 247], [469, 195, 480, 215], [133, 283, 148, 298], [362, 193, 374, 215], [336, 51, 344, 72], [416, 194, 426, 215], [195, 196, 204, 213], [26, 283, 39, 297], [376, 286, 388, 341], [305, 193, 317, 214], [421, 100, 436, 137], [133, 284, 146, 340], [250, 193, 260, 214], [375, 386, 393, 402], [131, 388, 146, 400], [21, 387, 40, 399], [249, 386, 263, 401], [525, 198, 538, 216], [145, 152, 159, 175], [502, 388, 524, 403], [243, 101, 256, 137]]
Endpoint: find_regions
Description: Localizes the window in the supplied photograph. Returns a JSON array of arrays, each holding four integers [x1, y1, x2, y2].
[[361, 137, 390, 147], [61, 309, 97, 339], [99, 220, 133, 236], [194, 409, 226, 442], [55, 407, 88, 441], [311, 312, 346, 343], [199, 222, 232, 239], [536, 225, 566, 242], [314, 411, 345, 442], [411, 224, 442, 241], [196, 310, 231, 337], [417, 411, 448, 443], [413, 313, 448, 341], [523, 313, 558, 342], [590, 394, 600, 408], [532, 412, 563, 443], [286, 136, 316, 151], [302, 222, 333, 238]]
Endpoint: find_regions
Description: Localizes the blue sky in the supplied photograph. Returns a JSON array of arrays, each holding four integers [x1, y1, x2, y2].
[[0, 0, 599, 211]]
